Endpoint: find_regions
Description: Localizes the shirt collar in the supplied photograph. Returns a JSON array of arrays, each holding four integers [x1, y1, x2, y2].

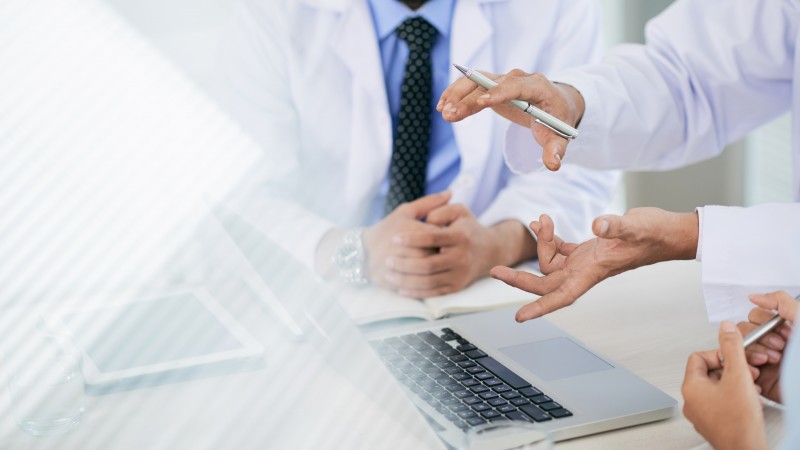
[[368, 0, 454, 41]]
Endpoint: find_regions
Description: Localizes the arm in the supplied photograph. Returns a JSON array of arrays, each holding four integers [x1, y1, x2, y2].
[[492, 208, 697, 321], [441, 0, 797, 172]]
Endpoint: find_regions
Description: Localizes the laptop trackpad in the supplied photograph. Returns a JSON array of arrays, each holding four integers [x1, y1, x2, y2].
[[500, 338, 613, 382]]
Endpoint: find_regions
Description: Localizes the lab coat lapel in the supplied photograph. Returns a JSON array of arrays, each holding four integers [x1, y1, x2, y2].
[[329, 0, 392, 209], [450, 0, 496, 200]]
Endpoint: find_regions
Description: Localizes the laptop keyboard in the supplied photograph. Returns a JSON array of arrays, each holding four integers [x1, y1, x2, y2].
[[371, 328, 572, 430]]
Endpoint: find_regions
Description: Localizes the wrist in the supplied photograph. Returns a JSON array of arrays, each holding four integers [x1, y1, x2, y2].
[[487, 221, 537, 268], [661, 211, 699, 261], [315, 228, 347, 279]]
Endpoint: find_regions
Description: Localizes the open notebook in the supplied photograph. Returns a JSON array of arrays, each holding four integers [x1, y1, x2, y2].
[[337, 264, 542, 325]]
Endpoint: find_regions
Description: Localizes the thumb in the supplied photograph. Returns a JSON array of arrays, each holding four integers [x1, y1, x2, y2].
[[592, 214, 625, 239], [401, 191, 452, 219], [539, 133, 568, 172], [718, 321, 749, 381]]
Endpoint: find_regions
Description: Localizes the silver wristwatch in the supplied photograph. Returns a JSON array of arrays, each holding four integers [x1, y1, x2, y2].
[[332, 228, 368, 286]]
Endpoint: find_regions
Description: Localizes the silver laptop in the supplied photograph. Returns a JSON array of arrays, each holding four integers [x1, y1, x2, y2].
[[213, 205, 676, 448]]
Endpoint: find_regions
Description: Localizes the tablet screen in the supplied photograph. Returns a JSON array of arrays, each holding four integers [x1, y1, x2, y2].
[[62, 293, 245, 373]]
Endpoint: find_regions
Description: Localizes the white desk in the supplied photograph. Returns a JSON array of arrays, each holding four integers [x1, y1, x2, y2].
[[0, 261, 785, 449]]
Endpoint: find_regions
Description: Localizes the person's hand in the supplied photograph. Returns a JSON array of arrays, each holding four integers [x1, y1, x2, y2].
[[490, 208, 699, 322], [361, 192, 453, 290], [389, 204, 536, 298], [682, 321, 767, 450], [737, 291, 797, 403], [437, 69, 585, 171]]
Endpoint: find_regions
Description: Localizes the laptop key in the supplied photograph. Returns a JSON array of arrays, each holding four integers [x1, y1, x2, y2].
[[461, 378, 480, 387], [452, 372, 472, 381], [441, 348, 460, 357], [475, 372, 494, 380], [458, 360, 477, 368], [446, 384, 467, 392], [519, 404, 552, 422], [506, 411, 533, 423], [462, 396, 482, 405], [530, 395, 552, 405], [501, 391, 520, 399], [493, 385, 512, 393], [417, 331, 441, 344], [449, 403, 469, 413], [519, 387, 542, 398], [497, 404, 516, 414], [484, 378, 502, 387], [510, 397, 530, 407], [549, 408, 573, 419], [450, 354, 469, 363], [480, 410, 501, 419], [470, 385, 490, 394], [466, 366, 486, 374], [478, 391, 498, 400], [441, 333, 458, 342], [454, 390, 473, 399], [464, 349, 488, 359], [443, 397, 461, 406], [457, 343, 477, 352], [466, 417, 487, 427], [458, 411, 478, 420], [539, 402, 561, 411], [487, 397, 507, 407], [476, 357, 531, 390], [471, 403, 491, 412]]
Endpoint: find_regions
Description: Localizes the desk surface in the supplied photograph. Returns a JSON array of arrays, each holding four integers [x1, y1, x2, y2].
[[0, 261, 785, 449]]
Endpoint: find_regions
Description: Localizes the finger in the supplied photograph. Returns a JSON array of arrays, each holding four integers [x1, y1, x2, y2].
[[490, 266, 568, 296], [745, 349, 769, 366], [684, 351, 715, 381], [717, 321, 750, 382], [386, 252, 454, 276], [592, 214, 627, 239], [396, 191, 452, 219], [513, 273, 595, 322], [426, 204, 471, 227], [747, 307, 776, 326], [473, 71, 549, 109], [749, 291, 798, 324], [394, 228, 463, 248], [532, 125, 568, 172], [439, 76, 487, 114], [534, 215, 568, 273]]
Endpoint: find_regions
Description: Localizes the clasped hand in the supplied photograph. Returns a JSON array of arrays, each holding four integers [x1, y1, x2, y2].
[[364, 191, 524, 298]]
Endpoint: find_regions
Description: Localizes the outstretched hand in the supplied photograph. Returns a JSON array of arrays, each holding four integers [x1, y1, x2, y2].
[[490, 208, 699, 322], [437, 69, 585, 171]]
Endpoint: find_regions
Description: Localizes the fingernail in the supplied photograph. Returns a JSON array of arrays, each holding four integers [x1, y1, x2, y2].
[[436, 99, 444, 110], [555, 153, 561, 162], [768, 335, 784, 348], [478, 94, 491, 100], [767, 349, 782, 361], [753, 352, 768, 364], [443, 103, 457, 113], [597, 220, 608, 236], [721, 321, 737, 333]]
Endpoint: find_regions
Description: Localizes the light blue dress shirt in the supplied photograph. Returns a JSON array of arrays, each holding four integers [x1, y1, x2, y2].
[[365, 0, 459, 224]]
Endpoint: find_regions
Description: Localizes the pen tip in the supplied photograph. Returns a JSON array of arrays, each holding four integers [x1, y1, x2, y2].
[[453, 63, 469, 76]]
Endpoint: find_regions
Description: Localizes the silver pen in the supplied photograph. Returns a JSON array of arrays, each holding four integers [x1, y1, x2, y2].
[[453, 64, 579, 140], [742, 293, 799, 348]]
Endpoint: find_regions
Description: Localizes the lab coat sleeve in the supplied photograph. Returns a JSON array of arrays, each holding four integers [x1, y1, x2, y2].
[[217, 0, 335, 272], [505, 0, 797, 172], [481, 0, 619, 243], [699, 203, 800, 321]]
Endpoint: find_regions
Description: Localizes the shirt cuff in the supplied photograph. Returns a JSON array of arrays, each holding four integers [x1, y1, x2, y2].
[[695, 206, 704, 261]]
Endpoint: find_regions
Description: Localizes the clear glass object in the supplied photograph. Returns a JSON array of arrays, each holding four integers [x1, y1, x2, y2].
[[461, 421, 553, 450], [4, 333, 85, 437]]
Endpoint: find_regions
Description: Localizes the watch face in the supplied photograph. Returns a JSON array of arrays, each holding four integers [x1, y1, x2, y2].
[[335, 243, 361, 268]]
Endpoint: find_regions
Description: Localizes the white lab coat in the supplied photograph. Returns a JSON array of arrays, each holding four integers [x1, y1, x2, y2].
[[504, 0, 800, 320], [218, 0, 619, 270]]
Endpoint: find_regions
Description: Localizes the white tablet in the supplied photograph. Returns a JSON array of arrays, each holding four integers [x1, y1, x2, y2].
[[42, 287, 265, 395]]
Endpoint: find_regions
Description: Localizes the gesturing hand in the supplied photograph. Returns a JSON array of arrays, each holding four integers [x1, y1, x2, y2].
[[437, 69, 585, 171], [490, 208, 699, 322]]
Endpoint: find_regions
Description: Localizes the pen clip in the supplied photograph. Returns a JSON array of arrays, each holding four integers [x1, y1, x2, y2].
[[534, 119, 575, 140]]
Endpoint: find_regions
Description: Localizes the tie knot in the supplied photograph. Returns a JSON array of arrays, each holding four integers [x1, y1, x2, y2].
[[396, 17, 437, 52]]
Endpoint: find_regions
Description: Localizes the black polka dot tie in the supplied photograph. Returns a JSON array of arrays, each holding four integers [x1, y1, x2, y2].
[[384, 17, 438, 216]]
